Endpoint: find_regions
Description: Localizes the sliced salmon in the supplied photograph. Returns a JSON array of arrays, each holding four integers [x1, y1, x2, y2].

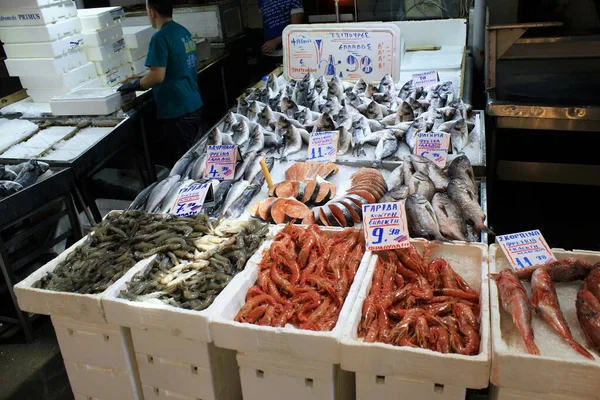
[[347, 189, 377, 204], [351, 178, 387, 195], [329, 203, 354, 227], [292, 181, 305, 201], [250, 202, 261, 218], [320, 205, 340, 227], [270, 199, 288, 224], [302, 210, 317, 225], [274, 181, 296, 198], [338, 198, 363, 223], [314, 183, 333, 205], [285, 162, 339, 182], [302, 180, 319, 204], [317, 207, 330, 226], [345, 194, 370, 209], [285, 199, 310, 221], [258, 198, 278, 222], [350, 184, 383, 201]]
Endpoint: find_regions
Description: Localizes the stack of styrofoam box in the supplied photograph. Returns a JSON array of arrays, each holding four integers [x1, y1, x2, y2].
[[0, 0, 100, 103], [122, 26, 153, 76], [210, 227, 372, 400], [101, 240, 278, 400], [13, 237, 144, 400], [340, 240, 491, 400], [489, 244, 600, 400], [79, 7, 132, 87]]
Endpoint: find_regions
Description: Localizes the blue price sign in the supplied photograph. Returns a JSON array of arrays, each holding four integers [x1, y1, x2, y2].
[[362, 202, 410, 251], [204, 145, 240, 180], [170, 182, 212, 217], [307, 131, 338, 162], [412, 70, 439, 89], [496, 230, 556, 270]]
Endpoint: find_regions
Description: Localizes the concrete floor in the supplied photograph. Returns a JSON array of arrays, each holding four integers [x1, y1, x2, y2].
[[0, 318, 72, 400]]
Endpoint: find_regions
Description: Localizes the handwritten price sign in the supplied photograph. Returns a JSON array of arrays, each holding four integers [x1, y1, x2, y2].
[[307, 131, 338, 162], [170, 181, 213, 217], [204, 145, 241, 181], [362, 202, 410, 251], [414, 132, 450, 167], [412, 70, 439, 89], [496, 230, 556, 270]]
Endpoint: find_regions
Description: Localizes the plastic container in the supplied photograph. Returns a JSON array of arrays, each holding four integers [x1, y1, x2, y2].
[[125, 46, 147, 64], [26, 78, 101, 103], [78, 7, 124, 32], [0, 17, 81, 44], [4, 34, 84, 59], [84, 38, 126, 62], [83, 24, 124, 48], [19, 62, 98, 90], [489, 244, 600, 399], [5, 49, 87, 77], [130, 57, 147, 75], [98, 64, 131, 87], [122, 25, 154, 49], [0, 1, 78, 28], [340, 240, 491, 399], [94, 51, 127, 75], [50, 88, 122, 115]]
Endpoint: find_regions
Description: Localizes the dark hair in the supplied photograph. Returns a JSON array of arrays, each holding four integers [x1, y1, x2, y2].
[[147, 0, 173, 17]]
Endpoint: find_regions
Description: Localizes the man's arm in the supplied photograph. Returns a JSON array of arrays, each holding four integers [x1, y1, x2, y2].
[[140, 67, 166, 89]]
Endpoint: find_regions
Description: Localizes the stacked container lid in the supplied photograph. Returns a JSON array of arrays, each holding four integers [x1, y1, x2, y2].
[[122, 25, 154, 76], [79, 6, 132, 87], [0, 0, 100, 103]]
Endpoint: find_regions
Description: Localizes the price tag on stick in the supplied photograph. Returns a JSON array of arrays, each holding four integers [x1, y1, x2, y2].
[[204, 145, 243, 180], [496, 230, 557, 270], [170, 181, 214, 217], [412, 70, 439, 89], [307, 130, 339, 162], [362, 202, 410, 251], [414, 132, 450, 167]]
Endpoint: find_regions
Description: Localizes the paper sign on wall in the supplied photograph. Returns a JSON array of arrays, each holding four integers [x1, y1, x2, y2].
[[307, 130, 338, 162], [414, 132, 450, 167], [412, 70, 439, 88], [496, 230, 556, 270], [170, 181, 214, 217], [204, 145, 242, 181], [362, 202, 410, 251]]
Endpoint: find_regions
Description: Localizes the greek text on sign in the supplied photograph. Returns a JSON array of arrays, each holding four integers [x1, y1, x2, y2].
[[362, 202, 410, 251], [204, 145, 241, 181], [170, 181, 212, 217], [412, 70, 439, 88], [283, 24, 402, 82], [307, 130, 338, 162], [496, 230, 557, 270], [414, 132, 450, 167]]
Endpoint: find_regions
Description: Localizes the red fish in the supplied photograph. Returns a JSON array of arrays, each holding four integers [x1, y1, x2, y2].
[[492, 268, 540, 355], [585, 268, 600, 301], [576, 289, 600, 352], [531, 268, 594, 359], [514, 258, 598, 282]]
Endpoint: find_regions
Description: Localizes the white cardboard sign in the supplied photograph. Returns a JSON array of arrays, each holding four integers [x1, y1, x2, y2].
[[307, 130, 338, 162], [204, 145, 241, 181], [414, 132, 450, 167], [283, 23, 402, 82], [412, 70, 439, 88], [170, 181, 213, 217], [496, 230, 556, 270], [362, 202, 410, 251]]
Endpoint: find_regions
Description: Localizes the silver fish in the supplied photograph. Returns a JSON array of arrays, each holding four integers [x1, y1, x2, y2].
[[246, 125, 265, 154], [350, 115, 369, 157], [404, 119, 428, 151], [0, 180, 23, 197], [447, 178, 489, 234], [281, 97, 300, 119], [375, 130, 398, 161], [312, 113, 335, 133], [222, 112, 237, 133], [337, 127, 352, 156], [263, 131, 283, 149], [380, 185, 409, 204], [365, 101, 384, 120], [281, 125, 303, 160], [244, 154, 264, 182], [129, 181, 158, 210], [398, 80, 414, 100], [189, 152, 207, 180], [235, 151, 258, 181], [232, 121, 250, 145], [362, 129, 386, 146], [327, 80, 343, 102], [447, 155, 476, 190], [14, 160, 50, 188], [237, 98, 249, 116], [221, 180, 250, 216], [406, 193, 446, 241], [347, 91, 366, 108], [208, 128, 223, 146], [315, 76, 328, 95], [0, 165, 17, 181], [206, 180, 233, 217], [403, 155, 414, 184], [159, 178, 194, 214], [409, 154, 449, 191], [432, 193, 468, 241], [267, 73, 280, 94], [145, 174, 180, 213], [379, 74, 394, 93], [386, 162, 404, 190], [222, 133, 235, 145], [450, 119, 469, 153], [170, 151, 198, 177], [408, 171, 436, 202], [295, 108, 318, 128], [247, 101, 261, 122], [393, 141, 412, 160], [322, 96, 342, 117], [354, 78, 367, 94]]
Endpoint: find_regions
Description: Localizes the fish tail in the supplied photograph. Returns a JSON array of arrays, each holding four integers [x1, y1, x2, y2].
[[525, 339, 540, 355], [567, 338, 595, 360], [476, 223, 495, 235]]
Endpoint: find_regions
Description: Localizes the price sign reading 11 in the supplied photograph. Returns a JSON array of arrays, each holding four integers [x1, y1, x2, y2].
[[496, 230, 556, 270]]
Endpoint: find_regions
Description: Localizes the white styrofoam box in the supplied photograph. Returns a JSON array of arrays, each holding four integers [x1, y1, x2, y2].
[[4, 34, 84, 59], [94, 51, 127, 75], [73, 394, 103, 400], [83, 24, 124, 48], [174, 10, 220, 40], [98, 63, 132, 87], [236, 351, 355, 400], [0, 16, 80, 44], [0, 0, 67, 8], [355, 373, 466, 400], [489, 244, 600, 398], [123, 25, 154, 49], [0, 1, 78, 28], [142, 386, 199, 400], [27, 78, 102, 103], [84, 38, 126, 62], [78, 7, 124, 32], [210, 228, 372, 364], [19, 62, 98, 90], [130, 57, 148, 75], [490, 385, 592, 400], [5, 49, 87, 77], [50, 88, 122, 116], [64, 361, 140, 400], [340, 240, 491, 392], [126, 46, 148, 63]]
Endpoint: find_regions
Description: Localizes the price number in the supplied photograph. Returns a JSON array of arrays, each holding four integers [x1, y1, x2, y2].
[[346, 55, 373, 74]]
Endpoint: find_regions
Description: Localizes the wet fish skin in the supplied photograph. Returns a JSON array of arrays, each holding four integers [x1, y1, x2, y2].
[[312, 113, 335, 133], [392, 141, 412, 160], [0, 165, 17, 181], [281, 125, 303, 160], [386, 162, 404, 189], [337, 127, 352, 156], [208, 128, 223, 146], [380, 185, 409, 203], [405, 193, 446, 241], [170, 151, 198, 177], [447, 155, 476, 190], [222, 133, 235, 145], [207, 181, 234, 217], [129, 181, 158, 210], [146, 175, 181, 213], [222, 112, 237, 133], [408, 171, 436, 202], [315, 76, 328, 95], [189, 152, 207, 180], [160, 179, 195, 214], [244, 153, 266, 182], [14, 160, 50, 189], [375, 130, 398, 161], [576, 289, 600, 352], [404, 119, 427, 152], [245, 125, 265, 154], [232, 121, 251, 145], [0, 180, 23, 197], [235, 151, 258, 181], [446, 178, 489, 234], [221, 180, 250, 216], [409, 154, 449, 191], [431, 193, 468, 241]]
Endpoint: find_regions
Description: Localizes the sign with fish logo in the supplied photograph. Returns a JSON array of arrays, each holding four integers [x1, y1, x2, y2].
[[307, 131, 339, 162], [362, 202, 410, 251], [170, 181, 214, 217], [414, 132, 450, 167], [496, 230, 557, 270], [204, 145, 242, 181], [412, 70, 439, 89]]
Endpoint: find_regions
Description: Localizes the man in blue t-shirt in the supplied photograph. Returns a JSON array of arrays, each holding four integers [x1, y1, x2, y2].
[[119, 0, 203, 159], [260, 0, 304, 55]]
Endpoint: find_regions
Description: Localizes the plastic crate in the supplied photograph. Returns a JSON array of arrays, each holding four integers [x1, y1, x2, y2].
[[19, 62, 98, 90], [0, 1, 77, 27], [5, 49, 87, 77], [0, 17, 81, 44], [78, 7, 124, 32]]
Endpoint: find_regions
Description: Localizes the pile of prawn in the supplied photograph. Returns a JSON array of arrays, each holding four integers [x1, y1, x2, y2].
[[235, 224, 365, 331], [358, 246, 481, 355]]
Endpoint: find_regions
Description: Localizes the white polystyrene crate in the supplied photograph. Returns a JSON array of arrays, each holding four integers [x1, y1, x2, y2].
[[84, 24, 124, 48], [237, 351, 355, 400], [1, 0, 66, 8], [64, 361, 141, 400], [123, 25, 154, 49], [355, 373, 466, 400], [5, 49, 87, 77], [73, 394, 103, 400], [490, 385, 591, 400], [130, 57, 148, 75], [0, 1, 77, 28], [20, 62, 98, 90], [4, 34, 83, 59], [78, 7, 124, 32], [142, 386, 198, 400], [27, 78, 102, 103], [126, 46, 148, 63], [340, 240, 491, 391], [84, 38, 126, 62], [210, 227, 372, 364], [98, 63, 131, 87], [50, 87, 121, 115], [489, 244, 600, 398], [0, 17, 80, 44], [94, 51, 127, 75]]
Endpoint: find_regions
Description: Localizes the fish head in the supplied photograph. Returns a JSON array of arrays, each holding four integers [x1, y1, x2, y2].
[[367, 101, 380, 114], [281, 97, 294, 110], [303, 72, 314, 84], [366, 84, 378, 97], [210, 127, 221, 141], [249, 101, 261, 114], [319, 113, 335, 130], [36, 160, 50, 173], [225, 112, 236, 124], [277, 115, 291, 129], [0, 180, 22, 194], [352, 114, 366, 129], [355, 78, 367, 91], [346, 91, 359, 102], [381, 74, 393, 86], [261, 105, 273, 119], [328, 81, 340, 96], [407, 193, 428, 207], [233, 121, 248, 135], [250, 124, 262, 138]]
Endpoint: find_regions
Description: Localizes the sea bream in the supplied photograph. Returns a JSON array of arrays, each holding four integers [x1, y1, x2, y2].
[[431, 193, 468, 241], [232, 121, 250, 146], [405, 193, 446, 242], [208, 128, 223, 146], [446, 178, 490, 234], [245, 124, 265, 154], [280, 122, 303, 160], [374, 130, 398, 161]]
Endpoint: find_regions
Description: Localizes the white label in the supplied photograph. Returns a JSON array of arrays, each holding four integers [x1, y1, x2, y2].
[[307, 130, 338, 162], [362, 202, 410, 251], [412, 70, 439, 88], [414, 132, 450, 167], [113, 38, 126, 53], [170, 181, 212, 217], [204, 145, 239, 181], [496, 230, 557, 270]]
